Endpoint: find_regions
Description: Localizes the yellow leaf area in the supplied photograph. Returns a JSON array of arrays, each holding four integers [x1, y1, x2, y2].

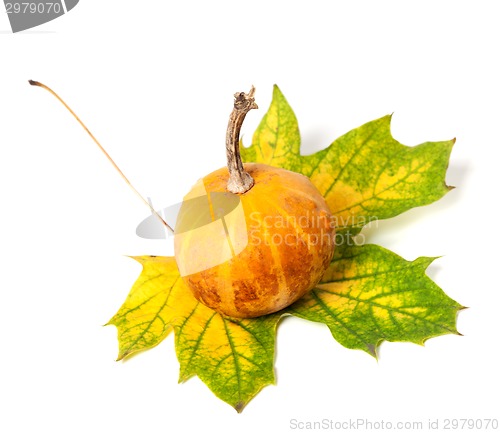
[[107, 256, 279, 412]]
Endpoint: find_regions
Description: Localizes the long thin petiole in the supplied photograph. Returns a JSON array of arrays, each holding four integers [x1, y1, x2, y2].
[[29, 80, 174, 233]]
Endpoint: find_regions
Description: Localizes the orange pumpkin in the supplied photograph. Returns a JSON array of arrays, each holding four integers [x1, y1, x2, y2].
[[174, 88, 335, 318], [174, 163, 335, 318]]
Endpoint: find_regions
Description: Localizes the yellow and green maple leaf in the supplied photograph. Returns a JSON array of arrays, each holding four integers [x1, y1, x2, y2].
[[107, 85, 462, 412], [107, 256, 279, 412]]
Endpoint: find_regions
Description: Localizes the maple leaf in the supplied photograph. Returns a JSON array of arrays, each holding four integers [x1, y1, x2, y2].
[[107, 256, 280, 412], [107, 84, 462, 411]]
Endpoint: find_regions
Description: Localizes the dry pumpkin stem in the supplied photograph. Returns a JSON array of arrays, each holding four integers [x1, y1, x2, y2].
[[226, 87, 258, 194]]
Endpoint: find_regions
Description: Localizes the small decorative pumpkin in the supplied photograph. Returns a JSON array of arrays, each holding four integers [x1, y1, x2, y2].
[[174, 88, 335, 318]]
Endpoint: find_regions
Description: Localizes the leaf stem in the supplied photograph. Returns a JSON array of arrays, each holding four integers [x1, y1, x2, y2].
[[226, 87, 258, 194], [29, 80, 174, 233]]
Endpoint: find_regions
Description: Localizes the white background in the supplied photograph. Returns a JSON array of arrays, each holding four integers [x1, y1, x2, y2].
[[1, 1, 499, 432]]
